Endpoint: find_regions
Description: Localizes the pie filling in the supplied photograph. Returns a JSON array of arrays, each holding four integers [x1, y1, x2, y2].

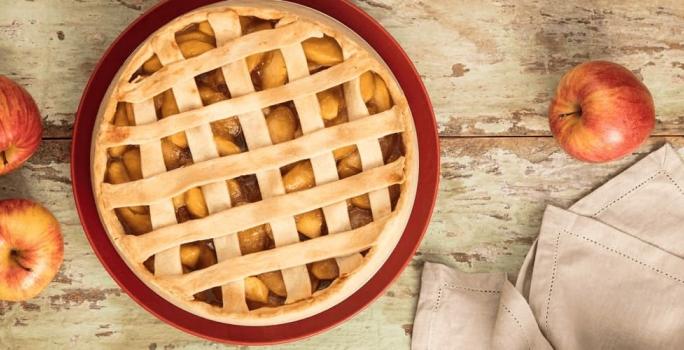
[[105, 15, 404, 310]]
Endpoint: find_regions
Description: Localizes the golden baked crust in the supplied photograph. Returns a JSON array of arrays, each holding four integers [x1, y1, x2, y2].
[[91, 1, 418, 325]]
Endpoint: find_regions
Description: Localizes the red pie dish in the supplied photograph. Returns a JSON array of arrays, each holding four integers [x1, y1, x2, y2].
[[72, 0, 438, 344]]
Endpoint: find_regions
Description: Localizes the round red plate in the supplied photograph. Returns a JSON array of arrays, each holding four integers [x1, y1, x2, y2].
[[71, 0, 439, 344]]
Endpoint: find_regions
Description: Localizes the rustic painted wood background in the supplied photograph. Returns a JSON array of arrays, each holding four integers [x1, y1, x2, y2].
[[1, 0, 683, 348]]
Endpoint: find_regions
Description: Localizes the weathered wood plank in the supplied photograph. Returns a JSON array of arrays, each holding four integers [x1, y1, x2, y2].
[[360, 0, 684, 136], [429, 137, 684, 272], [1, 0, 682, 138], [1, 138, 683, 348]]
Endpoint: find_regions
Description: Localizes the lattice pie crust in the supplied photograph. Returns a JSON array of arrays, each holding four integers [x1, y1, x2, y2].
[[91, 1, 417, 325]]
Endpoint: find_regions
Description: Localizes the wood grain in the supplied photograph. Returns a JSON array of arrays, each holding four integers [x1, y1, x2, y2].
[[1, 0, 682, 138], [361, 0, 684, 136], [0, 0, 682, 348]]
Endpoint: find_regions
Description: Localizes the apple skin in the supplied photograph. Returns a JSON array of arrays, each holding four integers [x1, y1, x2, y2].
[[548, 61, 655, 163], [0, 199, 63, 301], [0, 76, 43, 175]]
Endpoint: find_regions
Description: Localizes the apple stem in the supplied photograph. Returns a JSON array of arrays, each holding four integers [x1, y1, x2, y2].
[[559, 105, 582, 119], [558, 111, 581, 118], [10, 249, 32, 272], [0, 151, 6, 166]]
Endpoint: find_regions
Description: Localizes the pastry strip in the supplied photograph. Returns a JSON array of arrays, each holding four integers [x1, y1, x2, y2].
[[278, 26, 363, 275], [132, 99, 182, 276], [344, 77, 392, 219], [213, 13, 311, 303], [118, 20, 323, 103], [101, 55, 373, 147], [156, 215, 394, 300], [120, 158, 405, 263], [102, 107, 403, 209], [154, 27, 247, 312]]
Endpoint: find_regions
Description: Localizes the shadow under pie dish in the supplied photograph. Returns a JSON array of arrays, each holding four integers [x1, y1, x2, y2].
[[90, 1, 418, 326]]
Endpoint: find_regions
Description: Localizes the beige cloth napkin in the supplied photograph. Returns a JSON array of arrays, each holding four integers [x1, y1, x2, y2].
[[412, 144, 684, 350]]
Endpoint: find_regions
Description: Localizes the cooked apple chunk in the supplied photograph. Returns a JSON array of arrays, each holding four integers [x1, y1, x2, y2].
[[198, 244, 217, 269], [260, 50, 288, 90], [337, 151, 362, 179], [244, 276, 269, 303], [332, 145, 356, 161], [351, 194, 371, 209], [311, 259, 339, 280], [370, 74, 391, 113], [161, 139, 192, 170], [179, 40, 215, 58], [258, 271, 287, 297], [295, 209, 324, 238], [266, 106, 297, 144], [116, 207, 151, 235], [197, 21, 214, 36], [317, 88, 342, 120], [107, 160, 130, 184], [359, 71, 375, 103], [214, 135, 241, 156], [142, 55, 162, 74], [122, 148, 142, 181], [108, 105, 130, 157], [302, 36, 343, 66], [238, 225, 271, 255], [180, 243, 201, 269], [283, 161, 315, 192], [185, 187, 208, 218]]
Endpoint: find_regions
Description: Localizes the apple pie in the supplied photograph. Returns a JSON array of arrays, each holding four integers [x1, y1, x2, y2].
[[91, 2, 417, 325]]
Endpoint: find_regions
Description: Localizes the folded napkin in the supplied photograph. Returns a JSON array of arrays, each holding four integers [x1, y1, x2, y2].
[[412, 144, 684, 350]]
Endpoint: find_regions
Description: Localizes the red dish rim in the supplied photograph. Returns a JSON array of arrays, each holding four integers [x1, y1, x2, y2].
[[71, 0, 439, 345]]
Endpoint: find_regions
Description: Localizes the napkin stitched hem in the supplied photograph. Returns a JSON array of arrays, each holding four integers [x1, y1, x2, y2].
[[531, 205, 684, 345]]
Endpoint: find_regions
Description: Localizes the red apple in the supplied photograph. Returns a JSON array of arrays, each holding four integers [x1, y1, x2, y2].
[[0, 76, 43, 175], [548, 61, 655, 163], [0, 199, 63, 301]]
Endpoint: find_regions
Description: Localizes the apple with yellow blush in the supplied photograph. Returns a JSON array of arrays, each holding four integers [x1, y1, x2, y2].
[[0, 199, 63, 301]]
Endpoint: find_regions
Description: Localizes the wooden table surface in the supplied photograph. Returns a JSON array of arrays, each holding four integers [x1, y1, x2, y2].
[[1, 0, 682, 348]]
